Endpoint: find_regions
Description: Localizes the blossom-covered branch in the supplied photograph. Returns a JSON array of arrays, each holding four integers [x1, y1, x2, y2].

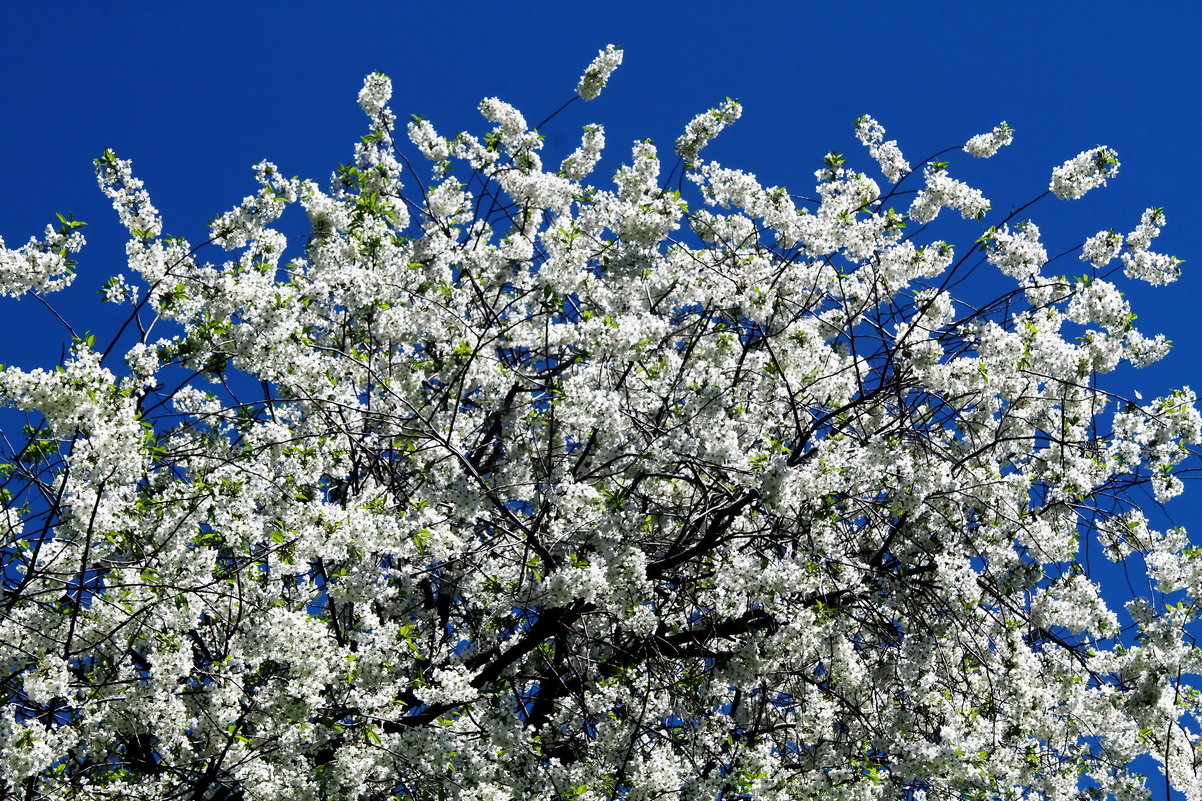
[[0, 47, 1199, 801]]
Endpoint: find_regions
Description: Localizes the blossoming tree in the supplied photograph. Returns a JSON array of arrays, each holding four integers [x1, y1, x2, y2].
[[1, 45, 1200, 801]]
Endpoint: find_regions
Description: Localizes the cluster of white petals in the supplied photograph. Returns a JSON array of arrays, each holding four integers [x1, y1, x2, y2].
[[0, 52, 1198, 801], [1081, 228, 1123, 267], [0, 222, 84, 297], [407, 117, 450, 163], [95, 148, 162, 239], [675, 98, 742, 163], [963, 121, 1015, 158], [854, 114, 910, 182], [560, 124, 606, 180], [1050, 145, 1120, 200], [575, 44, 623, 101], [357, 70, 393, 117], [1122, 207, 1183, 285], [983, 220, 1047, 280], [909, 163, 990, 223]]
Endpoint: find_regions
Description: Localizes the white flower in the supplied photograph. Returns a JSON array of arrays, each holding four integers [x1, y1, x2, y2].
[[855, 115, 910, 182], [0, 223, 84, 297], [982, 221, 1047, 281], [408, 118, 450, 163], [676, 98, 742, 163], [1080, 229, 1123, 267], [1032, 575, 1118, 636], [1126, 207, 1165, 251], [576, 44, 623, 100], [1123, 249, 1182, 286], [1124, 330, 1172, 367], [909, 165, 990, 223], [124, 341, 160, 378], [1066, 278, 1131, 333], [560, 124, 606, 180], [357, 71, 392, 117], [1050, 146, 1119, 200], [22, 655, 70, 706], [478, 97, 527, 142], [1121, 208, 1181, 285], [427, 177, 469, 220], [95, 148, 162, 240], [963, 122, 1014, 158], [100, 272, 139, 304], [415, 666, 479, 706]]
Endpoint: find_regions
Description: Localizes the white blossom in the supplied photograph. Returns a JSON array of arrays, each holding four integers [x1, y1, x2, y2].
[[963, 121, 1014, 158], [0, 51, 1196, 801], [675, 98, 741, 163], [855, 114, 910, 182], [1081, 228, 1123, 267], [576, 44, 623, 100], [407, 117, 450, 163], [0, 222, 84, 297], [479, 97, 528, 146], [415, 666, 479, 706], [909, 164, 990, 223], [357, 71, 392, 117], [560, 123, 606, 179], [983, 221, 1047, 280], [1050, 145, 1119, 200], [1122, 207, 1182, 285]]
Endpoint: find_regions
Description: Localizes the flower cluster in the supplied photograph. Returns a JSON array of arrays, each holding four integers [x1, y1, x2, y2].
[[1050, 145, 1120, 200], [560, 123, 606, 180], [963, 121, 1014, 158], [0, 219, 84, 297], [1123, 207, 1182, 285], [909, 163, 990, 223], [94, 147, 162, 239], [675, 98, 742, 164], [575, 44, 623, 100], [357, 70, 393, 117], [983, 221, 1047, 280], [407, 117, 450, 163], [855, 114, 910, 182], [1081, 228, 1123, 267]]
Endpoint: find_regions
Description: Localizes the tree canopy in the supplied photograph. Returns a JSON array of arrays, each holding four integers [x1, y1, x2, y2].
[[1, 45, 1200, 801]]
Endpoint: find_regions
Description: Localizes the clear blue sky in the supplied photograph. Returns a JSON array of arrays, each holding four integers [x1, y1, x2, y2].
[[2, 1, 1201, 786]]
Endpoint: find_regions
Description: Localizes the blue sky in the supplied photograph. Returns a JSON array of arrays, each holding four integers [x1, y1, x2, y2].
[[1, 1, 1201, 787]]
